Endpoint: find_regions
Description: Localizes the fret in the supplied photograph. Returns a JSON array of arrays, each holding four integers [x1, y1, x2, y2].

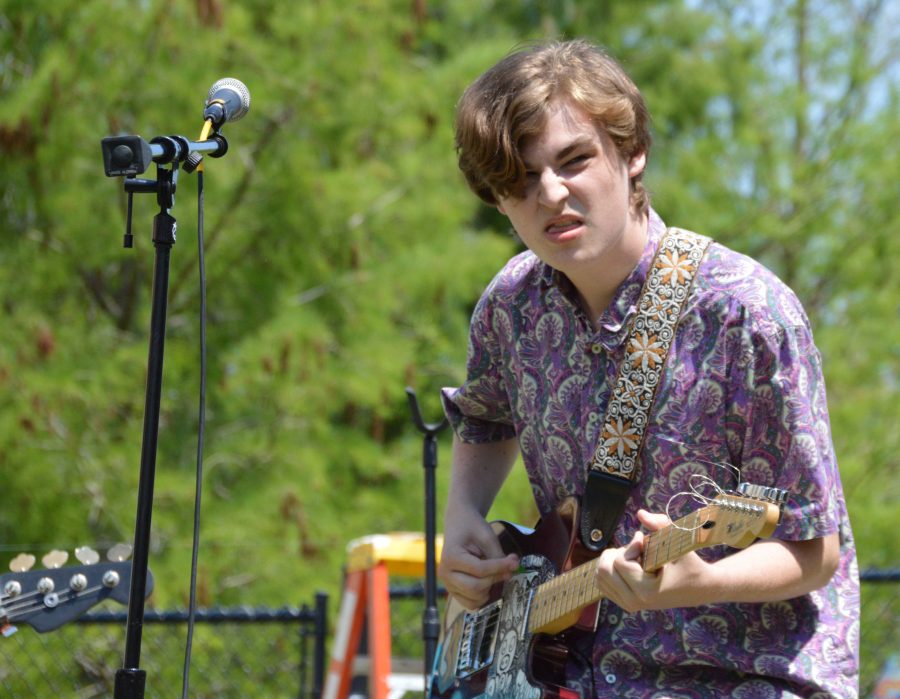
[[644, 531, 659, 570], [529, 593, 544, 632], [551, 574, 564, 618], [578, 564, 594, 606]]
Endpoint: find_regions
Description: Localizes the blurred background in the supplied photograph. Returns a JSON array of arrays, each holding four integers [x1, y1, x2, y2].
[[1, 0, 897, 696]]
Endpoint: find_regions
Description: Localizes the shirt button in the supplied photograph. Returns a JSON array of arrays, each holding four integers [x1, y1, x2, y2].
[[607, 614, 618, 624], [605, 673, 616, 684], [591, 343, 603, 354]]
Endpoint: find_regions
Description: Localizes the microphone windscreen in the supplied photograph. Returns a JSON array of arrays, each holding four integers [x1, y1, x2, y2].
[[206, 78, 250, 122]]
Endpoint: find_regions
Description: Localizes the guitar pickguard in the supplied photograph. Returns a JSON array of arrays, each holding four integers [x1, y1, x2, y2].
[[483, 554, 556, 699]]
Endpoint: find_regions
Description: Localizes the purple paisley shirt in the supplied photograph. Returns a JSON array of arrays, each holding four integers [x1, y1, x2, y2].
[[442, 210, 859, 698]]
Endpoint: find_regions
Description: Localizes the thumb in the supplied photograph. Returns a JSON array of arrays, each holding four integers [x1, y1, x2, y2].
[[636, 508, 671, 533], [466, 523, 519, 574]]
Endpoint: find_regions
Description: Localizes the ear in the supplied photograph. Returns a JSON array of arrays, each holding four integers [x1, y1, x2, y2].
[[495, 202, 507, 216], [628, 151, 647, 178]]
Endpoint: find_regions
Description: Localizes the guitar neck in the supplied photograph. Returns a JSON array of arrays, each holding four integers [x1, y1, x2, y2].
[[526, 509, 703, 635], [641, 506, 712, 573], [527, 497, 778, 635]]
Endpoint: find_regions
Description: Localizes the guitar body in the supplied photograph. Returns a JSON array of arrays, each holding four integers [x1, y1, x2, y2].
[[429, 486, 784, 699], [430, 498, 593, 699]]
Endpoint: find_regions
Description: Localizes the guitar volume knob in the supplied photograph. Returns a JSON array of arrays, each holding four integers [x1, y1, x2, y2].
[[70, 573, 88, 592], [102, 570, 120, 588]]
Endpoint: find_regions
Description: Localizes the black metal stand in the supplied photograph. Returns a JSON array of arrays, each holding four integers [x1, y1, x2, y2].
[[405, 387, 448, 681], [113, 165, 178, 699]]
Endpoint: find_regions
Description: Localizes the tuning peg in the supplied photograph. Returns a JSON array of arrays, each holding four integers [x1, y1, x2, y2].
[[737, 482, 789, 505], [9, 553, 36, 573], [42, 550, 69, 569], [75, 546, 100, 565], [107, 543, 133, 562]]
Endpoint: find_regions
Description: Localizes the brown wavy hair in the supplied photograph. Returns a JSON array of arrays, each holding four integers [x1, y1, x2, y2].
[[455, 39, 652, 215]]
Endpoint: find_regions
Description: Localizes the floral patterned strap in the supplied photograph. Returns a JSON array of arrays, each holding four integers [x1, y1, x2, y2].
[[589, 227, 712, 480]]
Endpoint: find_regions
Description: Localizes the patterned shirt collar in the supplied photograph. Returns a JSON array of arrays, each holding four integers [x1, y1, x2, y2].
[[539, 208, 668, 348]]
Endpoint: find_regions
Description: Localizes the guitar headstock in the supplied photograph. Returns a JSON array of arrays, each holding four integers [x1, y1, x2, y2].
[[0, 546, 153, 634], [695, 486, 787, 550]]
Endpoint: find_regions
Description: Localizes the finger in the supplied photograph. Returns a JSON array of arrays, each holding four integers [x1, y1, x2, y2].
[[594, 549, 640, 611], [593, 547, 621, 592], [622, 530, 644, 563], [636, 508, 671, 532], [468, 552, 519, 579], [468, 529, 509, 561], [444, 562, 514, 610], [439, 549, 518, 608]]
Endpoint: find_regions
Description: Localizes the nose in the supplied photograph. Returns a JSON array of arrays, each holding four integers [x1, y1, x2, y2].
[[537, 169, 568, 208]]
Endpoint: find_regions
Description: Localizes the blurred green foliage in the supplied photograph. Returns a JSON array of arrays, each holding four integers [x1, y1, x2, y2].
[[1, 0, 896, 693]]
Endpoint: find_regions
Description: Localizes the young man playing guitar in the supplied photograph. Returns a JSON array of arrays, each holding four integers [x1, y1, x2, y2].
[[438, 39, 858, 697]]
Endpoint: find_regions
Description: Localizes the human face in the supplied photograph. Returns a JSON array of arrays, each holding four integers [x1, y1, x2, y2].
[[497, 99, 647, 299]]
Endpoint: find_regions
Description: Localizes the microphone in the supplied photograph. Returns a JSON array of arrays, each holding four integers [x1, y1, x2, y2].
[[203, 78, 250, 128]]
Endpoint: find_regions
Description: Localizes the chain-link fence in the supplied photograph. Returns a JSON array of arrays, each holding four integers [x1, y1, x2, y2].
[[0, 595, 327, 699], [0, 574, 895, 698]]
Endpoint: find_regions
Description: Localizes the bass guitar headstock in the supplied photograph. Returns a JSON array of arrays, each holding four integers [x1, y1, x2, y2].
[[0, 544, 153, 635]]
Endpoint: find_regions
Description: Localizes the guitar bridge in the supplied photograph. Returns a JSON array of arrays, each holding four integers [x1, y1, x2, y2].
[[456, 600, 502, 678]]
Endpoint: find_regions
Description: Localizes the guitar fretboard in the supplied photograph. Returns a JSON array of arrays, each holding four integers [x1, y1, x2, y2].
[[642, 507, 709, 572], [527, 498, 769, 634]]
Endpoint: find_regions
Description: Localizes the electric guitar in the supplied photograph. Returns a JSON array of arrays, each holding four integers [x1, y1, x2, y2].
[[429, 484, 787, 699], [0, 545, 153, 635]]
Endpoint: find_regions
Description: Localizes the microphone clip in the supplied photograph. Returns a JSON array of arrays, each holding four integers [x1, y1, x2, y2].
[[100, 133, 228, 177]]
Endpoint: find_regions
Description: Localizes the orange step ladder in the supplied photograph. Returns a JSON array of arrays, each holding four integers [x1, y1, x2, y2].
[[323, 532, 443, 699]]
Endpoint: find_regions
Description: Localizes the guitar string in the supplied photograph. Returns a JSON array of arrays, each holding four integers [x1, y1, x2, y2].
[[461, 442, 751, 641], [469, 506, 768, 643], [646, 508, 705, 569], [1, 589, 44, 612], [467, 492, 730, 638], [472, 508, 711, 638], [643, 436, 750, 553], [1, 584, 107, 621], [655, 434, 743, 487], [663, 473, 724, 532]]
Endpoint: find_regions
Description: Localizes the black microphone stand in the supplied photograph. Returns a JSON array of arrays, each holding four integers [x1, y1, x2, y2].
[[99, 131, 227, 699], [405, 388, 448, 681], [113, 163, 178, 699]]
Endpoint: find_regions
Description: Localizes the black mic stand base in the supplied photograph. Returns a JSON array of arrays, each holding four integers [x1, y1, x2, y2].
[[115, 668, 146, 698]]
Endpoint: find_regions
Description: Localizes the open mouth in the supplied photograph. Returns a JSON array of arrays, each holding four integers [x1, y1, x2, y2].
[[545, 217, 583, 238]]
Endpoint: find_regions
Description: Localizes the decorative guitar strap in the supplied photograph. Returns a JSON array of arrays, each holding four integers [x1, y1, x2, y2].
[[580, 227, 713, 552]]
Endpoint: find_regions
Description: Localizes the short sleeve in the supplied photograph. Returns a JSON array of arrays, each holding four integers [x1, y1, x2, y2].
[[441, 292, 517, 444], [737, 323, 842, 541]]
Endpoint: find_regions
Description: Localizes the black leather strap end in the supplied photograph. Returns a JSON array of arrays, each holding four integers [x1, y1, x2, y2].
[[580, 470, 635, 552]]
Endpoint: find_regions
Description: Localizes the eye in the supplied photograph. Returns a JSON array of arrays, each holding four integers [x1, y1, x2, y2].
[[564, 154, 589, 168]]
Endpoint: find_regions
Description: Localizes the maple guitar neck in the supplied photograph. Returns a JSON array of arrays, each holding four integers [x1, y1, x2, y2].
[[527, 493, 782, 636]]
